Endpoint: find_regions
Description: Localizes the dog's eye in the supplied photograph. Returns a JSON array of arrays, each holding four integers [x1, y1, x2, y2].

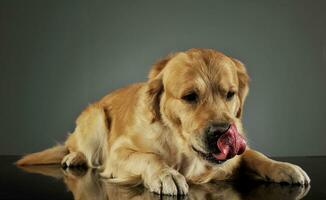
[[182, 92, 198, 103], [226, 91, 235, 100]]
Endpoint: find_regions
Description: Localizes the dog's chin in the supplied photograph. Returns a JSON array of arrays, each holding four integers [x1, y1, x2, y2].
[[191, 146, 226, 165]]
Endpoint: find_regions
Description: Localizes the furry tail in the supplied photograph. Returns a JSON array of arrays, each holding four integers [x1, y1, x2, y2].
[[16, 145, 68, 166]]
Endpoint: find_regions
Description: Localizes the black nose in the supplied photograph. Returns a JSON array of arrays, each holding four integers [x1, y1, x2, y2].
[[205, 123, 231, 154], [207, 123, 231, 136]]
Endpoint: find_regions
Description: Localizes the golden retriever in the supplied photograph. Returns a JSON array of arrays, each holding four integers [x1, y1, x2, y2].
[[17, 48, 310, 195]]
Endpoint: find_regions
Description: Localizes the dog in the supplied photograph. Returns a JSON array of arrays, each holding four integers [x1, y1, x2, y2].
[[17, 48, 310, 195]]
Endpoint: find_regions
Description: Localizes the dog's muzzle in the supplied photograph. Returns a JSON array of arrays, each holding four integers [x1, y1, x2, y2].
[[194, 123, 246, 164]]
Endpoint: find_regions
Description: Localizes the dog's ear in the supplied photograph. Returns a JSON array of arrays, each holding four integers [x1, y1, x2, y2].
[[148, 53, 176, 80], [146, 54, 175, 122], [147, 77, 163, 123], [231, 58, 250, 118]]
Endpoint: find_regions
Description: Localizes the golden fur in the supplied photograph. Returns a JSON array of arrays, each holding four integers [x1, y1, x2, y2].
[[17, 48, 310, 195]]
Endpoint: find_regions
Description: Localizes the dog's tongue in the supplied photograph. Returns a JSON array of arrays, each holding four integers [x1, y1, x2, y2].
[[212, 124, 246, 160]]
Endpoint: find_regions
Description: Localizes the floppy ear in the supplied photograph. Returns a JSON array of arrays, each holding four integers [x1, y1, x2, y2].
[[146, 54, 175, 122], [147, 77, 163, 123], [148, 53, 176, 80], [231, 58, 250, 118]]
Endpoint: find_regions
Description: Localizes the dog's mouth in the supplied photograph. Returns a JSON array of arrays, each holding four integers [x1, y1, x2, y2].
[[192, 146, 226, 164], [192, 124, 247, 164]]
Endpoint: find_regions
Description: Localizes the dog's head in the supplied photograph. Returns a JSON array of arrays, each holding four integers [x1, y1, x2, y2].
[[147, 48, 249, 164]]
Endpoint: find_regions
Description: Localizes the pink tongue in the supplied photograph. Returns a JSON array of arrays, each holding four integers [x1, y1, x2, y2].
[[212, 124, 246, 160]]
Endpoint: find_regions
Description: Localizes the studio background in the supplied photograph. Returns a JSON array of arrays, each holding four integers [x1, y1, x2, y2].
[[1, 0, 325, 156]]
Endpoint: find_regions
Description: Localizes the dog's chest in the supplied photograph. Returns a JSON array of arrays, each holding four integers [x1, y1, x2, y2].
[[179, 155, 240, 183]]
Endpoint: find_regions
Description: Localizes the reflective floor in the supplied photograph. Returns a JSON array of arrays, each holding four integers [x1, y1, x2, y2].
[[0, 156, 325, 199]]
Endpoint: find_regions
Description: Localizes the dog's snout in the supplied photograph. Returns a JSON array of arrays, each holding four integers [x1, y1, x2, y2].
[[205, 123, 231, 154], [207, 123, 231, 135]]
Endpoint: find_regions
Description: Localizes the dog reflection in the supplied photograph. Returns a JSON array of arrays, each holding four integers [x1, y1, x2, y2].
[[19, 166, 309, 200]]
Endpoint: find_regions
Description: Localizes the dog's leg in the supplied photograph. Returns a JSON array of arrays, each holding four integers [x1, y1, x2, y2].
[[62, 104, 109, 168], [241, 149, 310, 185], [61, 151, 87, 167], [103, 146, 189, 195]]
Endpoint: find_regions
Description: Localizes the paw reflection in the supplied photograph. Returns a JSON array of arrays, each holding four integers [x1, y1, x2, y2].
[[18, 166, 310, 200]]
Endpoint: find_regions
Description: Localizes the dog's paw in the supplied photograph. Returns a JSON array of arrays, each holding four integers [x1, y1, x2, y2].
[[264, 161, 310, 185], [61, 152, 87, 167], [144, 168, 189, 195]]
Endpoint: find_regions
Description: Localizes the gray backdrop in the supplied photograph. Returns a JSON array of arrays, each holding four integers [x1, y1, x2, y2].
[[1, 0, 325, 156]]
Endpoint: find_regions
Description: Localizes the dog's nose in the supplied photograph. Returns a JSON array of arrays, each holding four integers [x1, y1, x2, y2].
[[207, 123, 231, 136], [205, 123, 231, 153]]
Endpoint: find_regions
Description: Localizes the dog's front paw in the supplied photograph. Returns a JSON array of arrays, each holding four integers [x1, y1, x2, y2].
[[264, 161, 310, 185], [144, 168, 189, 195], [61, 152, 87, 167]]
